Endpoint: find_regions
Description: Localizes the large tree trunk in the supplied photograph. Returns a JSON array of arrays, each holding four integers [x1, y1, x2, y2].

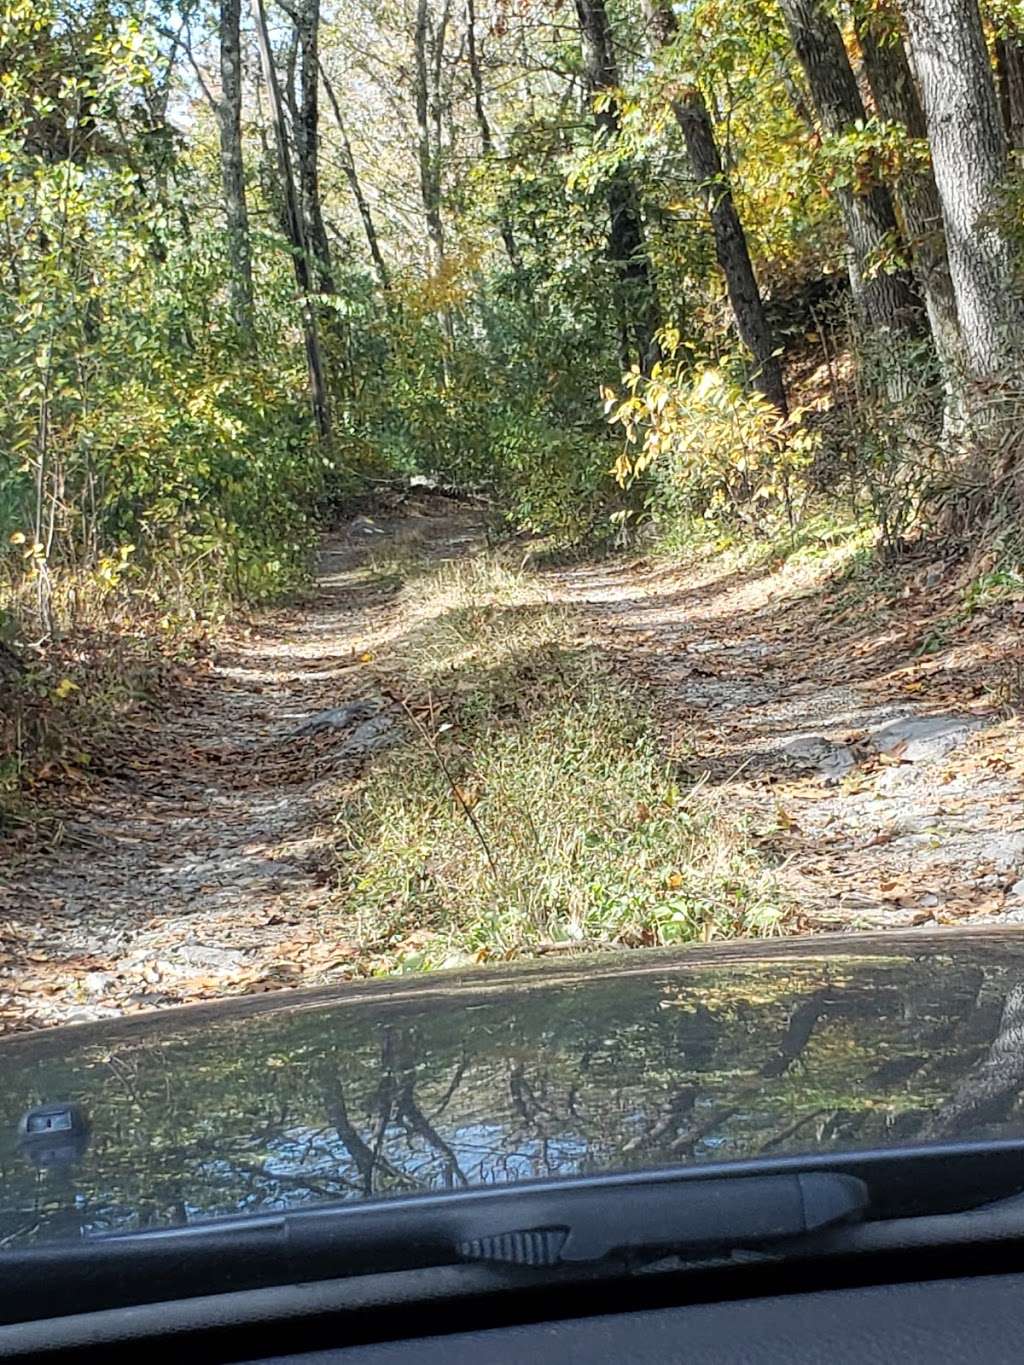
[[250, 0, 330, 440], [575, 0, 662, 371], [777, 0, 918, 356], [644, 0, 786, 413], [291, 0, 334, 297], [996, 34, 1024, 153], [217, 0, 255, 336], [319, 62, 390, 290], [856, 9, 964, 408], [903, 0, 1024, 384]]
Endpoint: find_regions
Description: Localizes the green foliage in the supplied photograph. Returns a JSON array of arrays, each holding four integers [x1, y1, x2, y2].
[[0, 0, 323, 630], [606, 342, 818, 532]]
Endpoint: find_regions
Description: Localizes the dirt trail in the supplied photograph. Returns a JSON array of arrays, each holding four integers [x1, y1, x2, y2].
[[2, 511, 1023, 1030], [0, 508, 482, 1029], [551, 549, 1024, 933]]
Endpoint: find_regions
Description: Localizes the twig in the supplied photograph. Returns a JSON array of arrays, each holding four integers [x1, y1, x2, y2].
[[391, 692, 502, 883]]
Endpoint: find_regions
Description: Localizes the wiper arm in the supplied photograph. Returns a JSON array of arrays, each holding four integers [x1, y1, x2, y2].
[[0, 1171, 867, 1325], [454, 1171, 866, 1265]]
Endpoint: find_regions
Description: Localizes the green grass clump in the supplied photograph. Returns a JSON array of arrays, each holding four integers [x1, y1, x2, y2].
[[333, 555, 786, 972]]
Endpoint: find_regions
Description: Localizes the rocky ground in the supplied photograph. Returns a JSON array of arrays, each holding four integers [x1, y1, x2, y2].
[[2, 507, 1022, 1030], [555, 547, 1024, 932]]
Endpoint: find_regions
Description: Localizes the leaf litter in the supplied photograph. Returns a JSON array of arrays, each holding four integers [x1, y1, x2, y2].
[[2, 506, 1023, 1031]]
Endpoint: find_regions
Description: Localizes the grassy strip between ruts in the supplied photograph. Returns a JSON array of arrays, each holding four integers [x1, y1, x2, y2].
[[333, 553, 788, 972]]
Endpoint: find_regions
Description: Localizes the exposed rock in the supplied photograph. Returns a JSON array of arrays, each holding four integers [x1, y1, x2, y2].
[[869, 715, 982, 764], [336, 711, 399, 759], [782, 736, 856, 782], [291, 697, 382, 739], [117, 943, 249, 980], [349, 515, 386, 536], [1008, 879, 1024, 901]]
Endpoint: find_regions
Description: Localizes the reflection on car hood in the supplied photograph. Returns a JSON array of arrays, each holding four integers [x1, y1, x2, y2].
[[3, 928, 1024, 1246]]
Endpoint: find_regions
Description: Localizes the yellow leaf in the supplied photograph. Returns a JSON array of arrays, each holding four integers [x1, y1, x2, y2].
[[360, 651, 375, 663], [53, 677, 79, 700], [776, 806, 798, 831], [8, 531, 25, 545]]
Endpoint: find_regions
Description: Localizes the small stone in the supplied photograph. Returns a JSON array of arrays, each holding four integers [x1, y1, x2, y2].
[[83, 971, 115, 997], [1008, 879, 1024, 901]]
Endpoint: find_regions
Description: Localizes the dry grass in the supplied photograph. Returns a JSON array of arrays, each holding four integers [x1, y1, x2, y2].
[[333, 552, 787, 971]]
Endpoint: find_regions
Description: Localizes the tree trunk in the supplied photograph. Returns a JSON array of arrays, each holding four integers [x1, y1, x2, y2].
[[645, 0, 786, 413], [250, 0, 330, 440], [414, 0, 446, 275], [413, 0, 454, 360], [902, 0, 1024, 383], [923, 982, 1024, 1138], [856, 10, 964, 406], [292, 0, 334, 297], [319, 62, 390, 290], [466, 0, 523, 277], [575, 0, 662, 371], [217, 0, 255, 336], [777, 0, 918, 354], [996, 35, 1024, 153]]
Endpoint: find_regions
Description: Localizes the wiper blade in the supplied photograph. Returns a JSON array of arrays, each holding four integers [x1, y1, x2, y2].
[[0, 1170, 866, 1325], [453, 1172, 866, 1265]]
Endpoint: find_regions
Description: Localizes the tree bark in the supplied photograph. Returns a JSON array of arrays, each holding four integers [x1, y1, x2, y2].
[[217, 0, 255, 336], [319, 62, 390, 290], [856, 10, 964, 405], [902, 0, 1024, 384], [996, 35, 1024, 153], [413, 0, 455, 360], [645, 0, 787, 413], [250, 0, 330, 440], [777, 0, 918, 352], [291, 0, 334, 297], [575, 0, 662, 372], [466, 0, 523, 277], [922, 982, 1024, 1138], [414, 0, 447, 275]]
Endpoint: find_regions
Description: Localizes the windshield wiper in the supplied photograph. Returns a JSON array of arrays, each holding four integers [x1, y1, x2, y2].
[[0, 1170, 866, 1325], [5, 1140, 1024, 1328]]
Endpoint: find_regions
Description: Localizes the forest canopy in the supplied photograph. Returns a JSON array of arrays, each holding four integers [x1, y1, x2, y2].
[[3, 0, 1024, 621]]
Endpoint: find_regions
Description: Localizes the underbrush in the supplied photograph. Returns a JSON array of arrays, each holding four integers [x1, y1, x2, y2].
[[334, 555, 785, 970], [0, 515, 303, 822], [0, 565, 217, 825]]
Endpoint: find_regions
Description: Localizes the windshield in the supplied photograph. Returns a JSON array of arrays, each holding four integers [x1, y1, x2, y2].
[[2, 0, 1024, 1294]]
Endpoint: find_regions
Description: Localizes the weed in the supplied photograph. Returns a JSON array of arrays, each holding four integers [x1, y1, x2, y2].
[[333, 555, 786, 971]]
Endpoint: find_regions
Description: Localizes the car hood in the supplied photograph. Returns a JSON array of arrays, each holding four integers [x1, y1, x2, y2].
[[3, 928, 1024, 1247]]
